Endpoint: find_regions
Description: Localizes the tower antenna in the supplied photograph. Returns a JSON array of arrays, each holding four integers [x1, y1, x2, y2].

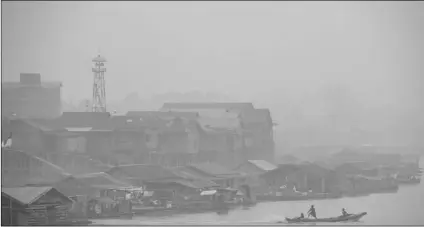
[[91, 53, 107, 112]]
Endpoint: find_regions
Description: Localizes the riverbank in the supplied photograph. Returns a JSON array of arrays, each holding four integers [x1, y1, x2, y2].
[[83, 175, 417, 222], [91, 158, 424, 225], [91, 179, 424, 225]]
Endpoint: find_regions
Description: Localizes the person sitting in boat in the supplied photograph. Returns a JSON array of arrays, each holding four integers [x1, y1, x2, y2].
[[299, 213, 305, 219], [342, 208, 349, 217], [307, 205, 317, 219]]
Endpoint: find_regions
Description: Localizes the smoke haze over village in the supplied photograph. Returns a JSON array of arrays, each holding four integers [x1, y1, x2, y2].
[[2, 1, 424, 147], [3, 2, 424, 225]]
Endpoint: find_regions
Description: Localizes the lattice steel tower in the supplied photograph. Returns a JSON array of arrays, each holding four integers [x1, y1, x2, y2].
[[92, 54, 107, 112]]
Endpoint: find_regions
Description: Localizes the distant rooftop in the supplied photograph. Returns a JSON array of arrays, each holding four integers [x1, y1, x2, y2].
[[241, 108, 272, 123], [127, 111, 199, 120], [162, 102, 255, 110], [247, 160, 277, 171], [2, 73, 62, 88], [2, 81, 62, 89]]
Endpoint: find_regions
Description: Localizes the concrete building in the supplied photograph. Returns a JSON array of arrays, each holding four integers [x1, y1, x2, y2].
[[2, 73, 62, 119]]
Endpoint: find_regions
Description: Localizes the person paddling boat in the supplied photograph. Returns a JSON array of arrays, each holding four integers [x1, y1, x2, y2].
[[341, 208, 349, 217], [307, 205, 317, 219]]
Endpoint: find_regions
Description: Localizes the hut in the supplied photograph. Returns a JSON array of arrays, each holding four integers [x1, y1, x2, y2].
[[1, 186, 73, 225]]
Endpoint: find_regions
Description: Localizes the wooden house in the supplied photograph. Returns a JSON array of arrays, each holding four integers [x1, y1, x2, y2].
[[1, 186, 73, 225]]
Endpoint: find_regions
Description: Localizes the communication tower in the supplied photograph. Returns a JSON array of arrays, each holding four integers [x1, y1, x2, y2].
[[92, 54, 107, 112]]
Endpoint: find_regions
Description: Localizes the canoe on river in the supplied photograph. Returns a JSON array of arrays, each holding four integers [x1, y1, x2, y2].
[[284, 212, 367, 223]]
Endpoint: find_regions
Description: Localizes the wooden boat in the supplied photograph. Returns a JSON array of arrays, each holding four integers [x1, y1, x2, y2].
[[284, 212, 367, 223]]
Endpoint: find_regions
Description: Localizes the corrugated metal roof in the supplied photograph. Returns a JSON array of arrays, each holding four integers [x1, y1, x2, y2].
[[247, 160, 277, 171], [2, 186, 53, 205]]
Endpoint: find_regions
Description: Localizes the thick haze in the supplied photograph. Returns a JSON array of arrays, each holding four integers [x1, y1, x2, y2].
[[2, 2, 424, 129]]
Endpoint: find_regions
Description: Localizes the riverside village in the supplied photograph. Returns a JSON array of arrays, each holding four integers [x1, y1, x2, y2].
[[1, 71, 422, 225]]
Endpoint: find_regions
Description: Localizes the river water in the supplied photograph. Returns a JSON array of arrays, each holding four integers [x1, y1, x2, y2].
[[94, 161, 424, 226]]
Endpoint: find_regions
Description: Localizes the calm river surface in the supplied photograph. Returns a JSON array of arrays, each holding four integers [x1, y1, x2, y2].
[[94, 160, 424, 226]]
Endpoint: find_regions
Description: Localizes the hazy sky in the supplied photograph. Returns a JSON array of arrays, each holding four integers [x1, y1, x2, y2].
[[2, 1, 424, 112]]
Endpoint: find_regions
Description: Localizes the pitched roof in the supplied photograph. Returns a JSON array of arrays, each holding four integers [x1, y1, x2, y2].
[[127, 111, 199, 120], [247, 160, 277, 171], [52, 112, 111, 129], [171, 166, 216, 180], [1, 186, 71, 205], [126, 111, 238, 133], [265, 164, 300, 177], [145, 178, 218, 189], [1, 149, 72, 187], [162, 102, 254, 110], [277, 154, 301, 164], [19, 118, 55, 131], [107, 115, 151, 130], [297, 163, 333, 176], [189, 162, 245, 178], [198, 116, 242, 131], [241, 109, 272, 124], [107, 115, 189, 133], [54, 177, 99, 197], [32, 155, 72, 177], [107, 164, 181, 181], [74, 172, 133, 189], [265, 163, 333, 179]]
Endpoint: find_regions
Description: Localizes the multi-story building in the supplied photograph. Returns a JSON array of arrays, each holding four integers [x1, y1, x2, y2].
[[161, 102, 276, 165], [2, 73, 62, 119]]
